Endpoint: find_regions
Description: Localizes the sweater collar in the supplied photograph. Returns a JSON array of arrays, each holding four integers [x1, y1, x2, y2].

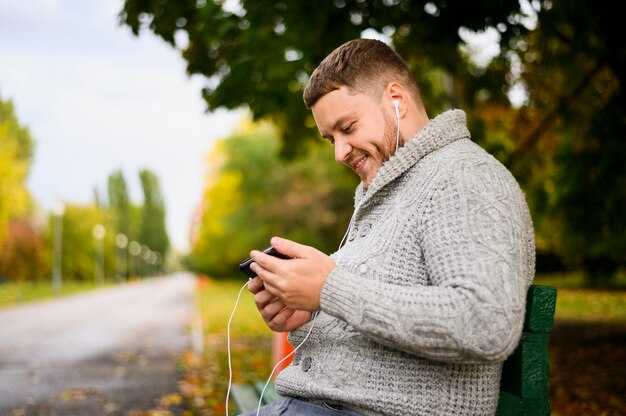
[[354, 109, 470, 207]]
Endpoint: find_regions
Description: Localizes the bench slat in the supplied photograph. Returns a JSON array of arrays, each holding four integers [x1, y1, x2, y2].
[[524, 285, 557, 333], [497, 391, 551, 416], [254, 381, 282, 404], [231, 384, 262, 414], [497, 285, 557, 415]]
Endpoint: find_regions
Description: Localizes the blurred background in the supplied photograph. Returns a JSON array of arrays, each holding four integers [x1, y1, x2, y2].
[[1, 0, 625, 415]]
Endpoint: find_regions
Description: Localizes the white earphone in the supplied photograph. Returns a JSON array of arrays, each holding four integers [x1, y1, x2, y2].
[[392, 99, 401, 152]]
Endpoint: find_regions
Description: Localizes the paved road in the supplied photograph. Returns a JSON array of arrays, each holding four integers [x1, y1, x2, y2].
[[0, 273, 196, 416]]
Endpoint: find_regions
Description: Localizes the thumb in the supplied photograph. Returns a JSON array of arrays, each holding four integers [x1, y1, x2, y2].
[[271, 236, 310, 259]]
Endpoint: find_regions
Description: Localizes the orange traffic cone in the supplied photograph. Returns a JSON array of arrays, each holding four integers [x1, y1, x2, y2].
[[272, 331, 295, 379]]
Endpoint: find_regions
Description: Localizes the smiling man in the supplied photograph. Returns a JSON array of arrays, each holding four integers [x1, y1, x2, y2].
[[245, 38, 536, 416]]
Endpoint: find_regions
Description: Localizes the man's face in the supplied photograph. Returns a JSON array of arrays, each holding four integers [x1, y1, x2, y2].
[[311, 86, 397, 188]]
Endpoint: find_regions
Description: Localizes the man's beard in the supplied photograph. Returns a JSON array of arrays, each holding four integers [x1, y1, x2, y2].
[[382, 111, 402, 162]]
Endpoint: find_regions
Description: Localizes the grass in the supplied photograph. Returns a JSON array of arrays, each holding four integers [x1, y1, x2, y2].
[[533, 272, 626, 415], [195, 276, 271, 336], [0, 280, 114, 307], [181, 276, 274, 416], [534, 272, 626, 324]]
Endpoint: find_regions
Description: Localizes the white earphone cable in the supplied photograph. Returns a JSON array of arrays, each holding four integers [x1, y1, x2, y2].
[[226, 176, 363, 414], [225, 279, 251, 416], [395, 107, 401, 153], [225, 280, 319, 416], [255, 312, 318, 416]]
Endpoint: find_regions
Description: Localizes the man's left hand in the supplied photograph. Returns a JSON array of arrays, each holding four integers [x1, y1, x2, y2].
[[250, 237, 335, 311]]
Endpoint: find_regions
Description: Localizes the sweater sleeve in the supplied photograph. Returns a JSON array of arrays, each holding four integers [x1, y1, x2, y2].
[[320, 158, 535, 364]]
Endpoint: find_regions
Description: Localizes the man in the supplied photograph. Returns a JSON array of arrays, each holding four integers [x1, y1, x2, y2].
[[245, 38, 535, 416]]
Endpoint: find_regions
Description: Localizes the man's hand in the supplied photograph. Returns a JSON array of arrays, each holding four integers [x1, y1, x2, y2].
[[248, 276, 312, 332], [250, 236, 336, 312]]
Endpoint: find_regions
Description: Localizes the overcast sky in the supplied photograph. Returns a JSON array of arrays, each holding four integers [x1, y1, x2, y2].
[[0, 0, 243, 252]]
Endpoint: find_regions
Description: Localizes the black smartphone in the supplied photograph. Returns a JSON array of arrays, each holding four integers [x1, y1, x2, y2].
[[239, 246, 291, 278]]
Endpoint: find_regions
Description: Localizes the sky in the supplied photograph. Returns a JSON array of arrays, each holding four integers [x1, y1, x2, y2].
[[0, 0, 244, 253]]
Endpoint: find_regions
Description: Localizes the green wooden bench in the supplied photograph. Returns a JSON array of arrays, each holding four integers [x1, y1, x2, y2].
[[231, 284, 557, 415]]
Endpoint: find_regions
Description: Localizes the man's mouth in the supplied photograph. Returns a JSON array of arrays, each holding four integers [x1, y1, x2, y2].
[[353, 156, 367, 173]]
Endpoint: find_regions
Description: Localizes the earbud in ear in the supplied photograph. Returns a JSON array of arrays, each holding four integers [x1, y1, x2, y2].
[[392, 99, 400, 119]]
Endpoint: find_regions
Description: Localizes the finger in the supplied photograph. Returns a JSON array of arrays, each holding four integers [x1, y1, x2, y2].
[[250, 251, 286, 275], [268, 307, 297, 329], [254, 289, 280, 308], [270, 236, 312, 259], [247, 276, 264, 294], [271, 309, 312, 332], [259, 278, 283, 299], [261, 299, 288, 321], [283, 310, 313, 330]]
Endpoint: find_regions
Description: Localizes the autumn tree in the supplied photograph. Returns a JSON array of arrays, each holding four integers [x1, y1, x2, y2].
[[500, 1, 626, 281], [0, 94, 34, 249], [0, 217, 50, 282], [188, 119, 356, 276], [120, 0, 626, 281], [119, 0, 529, 153]]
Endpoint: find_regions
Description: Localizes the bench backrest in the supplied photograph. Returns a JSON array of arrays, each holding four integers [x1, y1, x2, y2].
[[496, 284, 557, 416]]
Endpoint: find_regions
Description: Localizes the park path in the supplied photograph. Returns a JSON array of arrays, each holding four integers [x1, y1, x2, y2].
[[0, 272, 197, 416]]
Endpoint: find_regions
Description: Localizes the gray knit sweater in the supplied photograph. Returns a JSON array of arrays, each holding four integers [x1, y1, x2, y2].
[[275, 109, 536, 415]]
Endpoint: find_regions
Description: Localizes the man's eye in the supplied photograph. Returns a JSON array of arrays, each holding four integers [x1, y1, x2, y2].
[[342, 123, 354, 134]]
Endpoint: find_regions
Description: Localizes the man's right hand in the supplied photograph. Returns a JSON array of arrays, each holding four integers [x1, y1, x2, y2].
[[248, 276, 312, 332]]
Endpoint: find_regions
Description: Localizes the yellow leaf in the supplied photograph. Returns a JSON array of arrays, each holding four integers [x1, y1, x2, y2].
[[159, 393, 183, 406]]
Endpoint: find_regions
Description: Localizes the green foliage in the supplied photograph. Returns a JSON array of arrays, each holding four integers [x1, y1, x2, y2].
[[0, 95, 44, 283], [0, 94, 34, 248], [188, 119, 357, 277], [103, 169, 169, 278], [56, 204, 116, 282], [138, 169, 170, 257], [108, 169, 133, 238], [0, 94, 33, 162], [551, 102, 626, 281], [119, 0, 525, 156], [501, 0, 626, 280], [47, 169, 170, 285], [119, 0, 626, 281], [0, 280, 111, 307], [0, 93, 171, 284]]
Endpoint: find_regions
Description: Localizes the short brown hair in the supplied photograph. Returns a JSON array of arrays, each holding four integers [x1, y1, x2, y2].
[[303, 38, 421, 108]]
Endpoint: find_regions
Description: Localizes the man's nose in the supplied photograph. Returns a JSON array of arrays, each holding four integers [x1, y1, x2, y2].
[[334, 139, 352, 163]]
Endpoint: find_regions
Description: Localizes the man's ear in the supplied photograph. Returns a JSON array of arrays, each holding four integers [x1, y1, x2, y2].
[[385, 82, 408, 118]]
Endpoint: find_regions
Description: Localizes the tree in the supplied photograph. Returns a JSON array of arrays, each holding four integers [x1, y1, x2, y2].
[[0, 217, 50, 282], [492, 0, 626, 280], [57, 204, 115, 282], [119, 0, 526, 155], [138, 169, 169, 257], [0, 94, 34, 248], [108, 170, 133, 239], [120, 0, 626, 281], [188, 119, 357, 276]]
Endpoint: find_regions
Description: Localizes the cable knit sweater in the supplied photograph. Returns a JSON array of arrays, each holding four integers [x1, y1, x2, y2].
[[275, 109, 536, 415]]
